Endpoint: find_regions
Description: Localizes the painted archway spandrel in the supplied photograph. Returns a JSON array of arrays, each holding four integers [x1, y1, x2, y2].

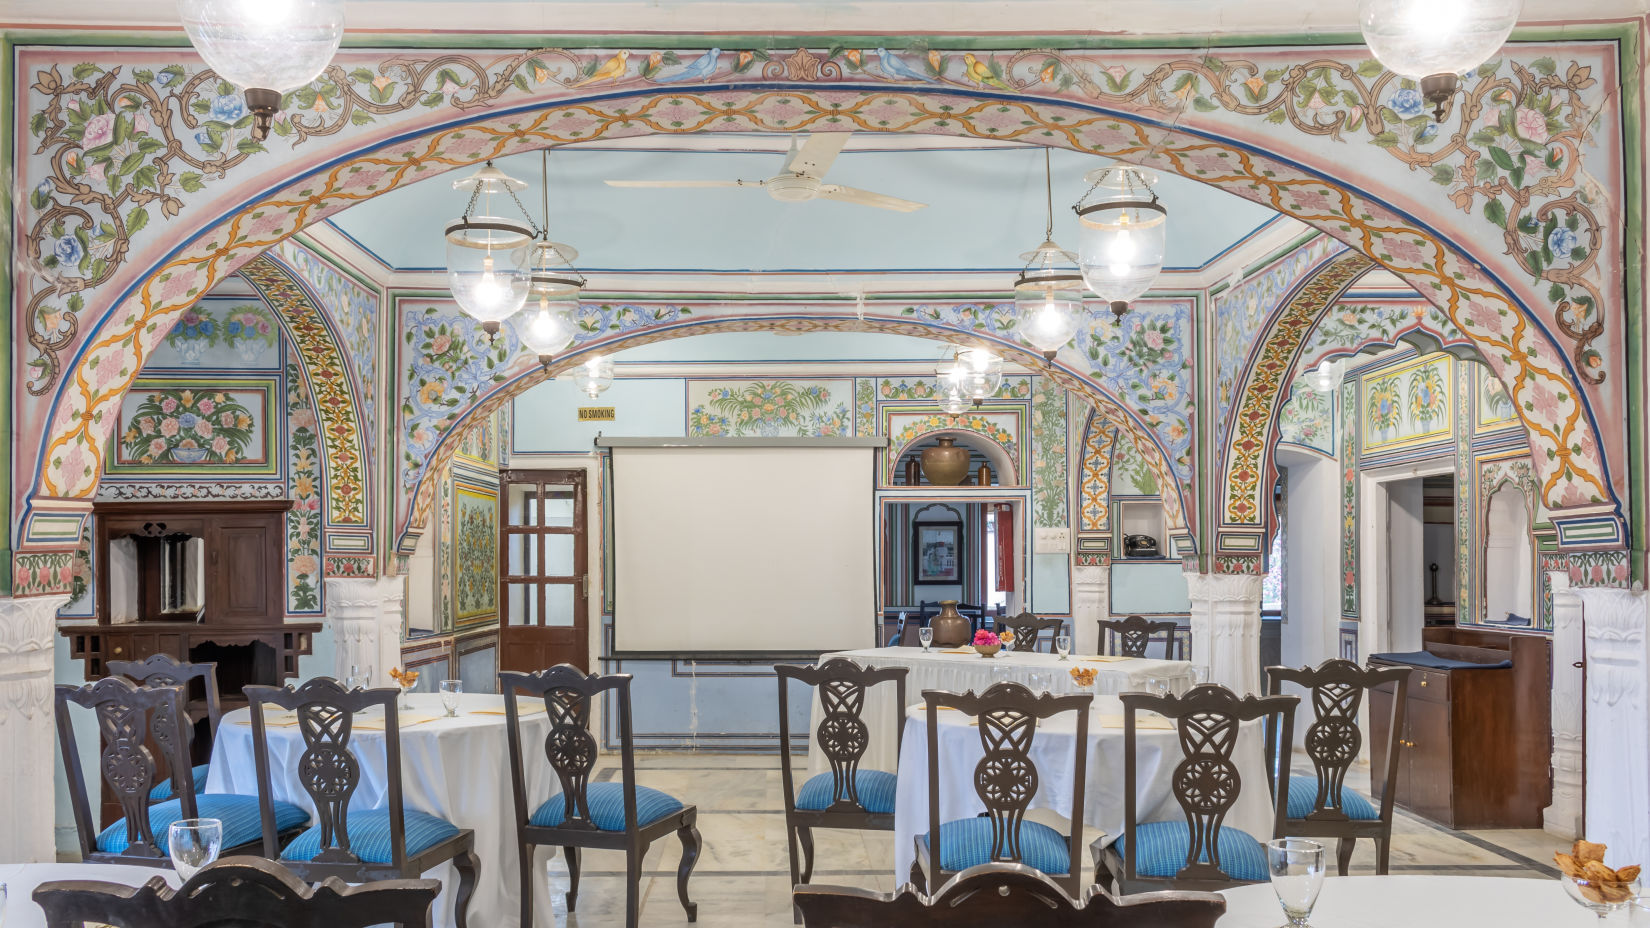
[[1078, 411, 1115, 533], [13, 44, 1623, 533]]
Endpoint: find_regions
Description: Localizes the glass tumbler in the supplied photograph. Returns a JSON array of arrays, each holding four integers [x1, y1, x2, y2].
[[1267, 837, 1326, 927]]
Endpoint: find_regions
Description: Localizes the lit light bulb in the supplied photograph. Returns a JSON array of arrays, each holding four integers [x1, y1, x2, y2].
[[1107, 217, 1137, 278]]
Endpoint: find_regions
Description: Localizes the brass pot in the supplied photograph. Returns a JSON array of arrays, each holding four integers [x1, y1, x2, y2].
[[928, 600, 971, 648], [921, 437, 970, 486]]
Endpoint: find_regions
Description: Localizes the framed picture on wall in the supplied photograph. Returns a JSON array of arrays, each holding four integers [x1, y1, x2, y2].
[[913, 520, 963, 585]]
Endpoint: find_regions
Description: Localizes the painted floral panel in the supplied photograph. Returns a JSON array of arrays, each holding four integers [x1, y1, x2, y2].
[[277, 239, 380, 443], [1299, 300, 1469, 369], [1277, 379, 1334, 455], [286, 362, 323, 614], [109, 376, 277, 475], [1083, 299, 1194, 484], [1339, 380, 1359, 617], [686, 379, 852, 437], [150, 298, 281, 369], [1361, 355, 1453, 452], [1109, 435, 1160, 497], [1030, 376, 1068, 528], [453, 482, 499, 623], [1476, 364, 1520, 430]]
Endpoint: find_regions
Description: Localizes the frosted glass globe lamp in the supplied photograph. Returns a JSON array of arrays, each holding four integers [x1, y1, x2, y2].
[[1359, 0, 1522, 120], [1074, 165, 1167, 323], [445, 162, 538, 339], [1014, 242, 1085, 360], [572, 355, 614, 399], [178, 0, 345, 140]]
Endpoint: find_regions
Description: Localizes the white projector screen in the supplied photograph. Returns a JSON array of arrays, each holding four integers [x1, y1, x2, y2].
[[608, 439, 882, 654]]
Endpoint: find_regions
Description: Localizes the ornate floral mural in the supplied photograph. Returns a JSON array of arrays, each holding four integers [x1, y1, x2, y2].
[[1298, 300, 1472, 371], [687, 380, 851, 437], [275, 239, 381, 447], [1277, 380, 1334, 455], [1030, 377, 1068, 529], [286, 364, 323, 614]]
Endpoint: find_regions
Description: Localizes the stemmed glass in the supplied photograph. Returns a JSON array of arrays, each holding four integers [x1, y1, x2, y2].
[[1267, 838, 1325, 927], [168, 818, 223, 881], [347, 664, 372, 690], [1055, 634, 1072, 661], [439, 680, 463, 718], [918, 627, 933, 653]]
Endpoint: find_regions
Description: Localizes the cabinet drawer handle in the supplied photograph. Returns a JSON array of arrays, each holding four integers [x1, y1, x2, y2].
[[1420, 679, 1429, 687], [112, 646, 124, 655]]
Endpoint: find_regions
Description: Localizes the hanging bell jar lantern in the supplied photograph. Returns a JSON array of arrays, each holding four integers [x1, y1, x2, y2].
[[573, 355, 615, 399], [1359, 0, 1521, 121], [1073, 165, 1167, 323], [445, 162, 539, 341], [178, 0, 345, 140], [1014, 150, 1086, 360], [514, 240, 584, 369]]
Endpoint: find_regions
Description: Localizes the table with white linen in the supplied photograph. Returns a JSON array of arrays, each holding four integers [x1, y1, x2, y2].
[[0, 862, 180, 928], [1218, 875, 1611, 927], [209, 692, 554, 928], [806, 647, 1193, 777], [891, 694, 1273, 878]]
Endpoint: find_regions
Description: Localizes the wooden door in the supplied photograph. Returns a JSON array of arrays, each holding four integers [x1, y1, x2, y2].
[[498, 469, 589, 673], [1406, 698, 1453, 823]]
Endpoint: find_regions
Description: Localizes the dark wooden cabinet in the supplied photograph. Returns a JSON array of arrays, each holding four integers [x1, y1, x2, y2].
[[1370, 628, 1551, 829]]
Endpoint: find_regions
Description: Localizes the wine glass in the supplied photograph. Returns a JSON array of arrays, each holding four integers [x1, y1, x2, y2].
[[168, 818, 223, 881], [1055, 634, 1072, 661], [1267, 838, 1325, 927], [439, 680, 463, 718], [399, 675, 417, 710], [918, 626, 933, 652], [1563, 874, 1642, 919], [348, 664, 372, 690]]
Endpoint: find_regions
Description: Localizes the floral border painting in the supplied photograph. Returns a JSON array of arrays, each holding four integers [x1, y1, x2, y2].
[[1360, 355, 1453, 453], [686, 379, 852, 438], [108, 375, 278, 476], [452, 480, 499, 625], [1476, 365, 1520, 431]]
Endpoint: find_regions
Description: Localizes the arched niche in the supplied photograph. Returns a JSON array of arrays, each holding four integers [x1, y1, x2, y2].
[[1483, 486, 1536, 625]]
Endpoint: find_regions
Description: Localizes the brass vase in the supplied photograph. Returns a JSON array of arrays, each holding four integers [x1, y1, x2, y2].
[[928, 600, 970, 648], [921, 437, 970, 486]]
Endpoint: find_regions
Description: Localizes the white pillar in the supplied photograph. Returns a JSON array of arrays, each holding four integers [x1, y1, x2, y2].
[[0, 594, 70, 862], [1071, 561, 1110, 656], [324, 577, 406, 686], [1186, 572, 1263, 694], [1580, 586, 1650, 868], [1545, 572, 1585, 839]]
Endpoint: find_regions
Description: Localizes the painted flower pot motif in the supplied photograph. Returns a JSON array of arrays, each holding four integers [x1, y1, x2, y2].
[[921, 436, 970, 486], [171, 444, 209, 464], [929, 600, 970, 648], [233, 338, 268, 364], [173, 338, 207, 366]]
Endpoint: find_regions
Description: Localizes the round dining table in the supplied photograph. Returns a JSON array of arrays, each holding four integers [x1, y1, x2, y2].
[[0, 862, 180, 928], [208, 692, 554, 928], [1217, 874, 1621, 926]]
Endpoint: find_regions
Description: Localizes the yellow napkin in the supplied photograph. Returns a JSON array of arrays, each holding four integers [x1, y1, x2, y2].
[[1083, 656, 1132, 664], [1097, 714, 1175, 731], [353, 713, 438, 731], [938, 648, 976, 655], [469, 705, 547, 716], [231, 710, 300, 728]]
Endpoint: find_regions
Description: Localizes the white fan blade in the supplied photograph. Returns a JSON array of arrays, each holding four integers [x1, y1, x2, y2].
[[817, 184, 926, 212], [603, 179, 762, 188], [786, 133, 850, 180]]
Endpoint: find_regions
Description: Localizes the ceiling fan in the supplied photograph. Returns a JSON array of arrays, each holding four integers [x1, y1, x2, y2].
[[603, 133, 927, 212]]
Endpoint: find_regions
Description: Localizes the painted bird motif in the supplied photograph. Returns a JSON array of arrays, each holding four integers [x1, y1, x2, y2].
[[655, 47, 721, 84], [875, 47, 934, 83], [962, 53, 1013, 91], [574, 50, 629, 87]]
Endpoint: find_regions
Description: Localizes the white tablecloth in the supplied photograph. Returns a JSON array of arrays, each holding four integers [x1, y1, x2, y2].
[[0, 862, 181, 928], [892, 695, 1274, 878], [209, 693, 554, 928], [1218, 875, 1609, 927], [807, 647, 1193, 777]]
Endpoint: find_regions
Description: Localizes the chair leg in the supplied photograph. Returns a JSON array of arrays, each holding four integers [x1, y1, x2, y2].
[[564, 845, 581, 912], [676, 820, 701, 922], [796, 825, 815, 884], [1375, 835, 1392, 876], [453, 849, 481, 928], [1336, 837, 1355, 876], [908, 859, 926, 895], [519, 843, 535, 928], [785, 822, 803, 889], [625, 848, 643, 928]]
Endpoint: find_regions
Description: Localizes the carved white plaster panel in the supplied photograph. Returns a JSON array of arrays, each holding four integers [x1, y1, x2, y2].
[[1072, 563, 1110, 656], [325, 576, 408, 687], [1187, 572, 1263, 695], [1580, 587, 1649, 868], [0, 595, 70, 862], [1546, 573, 1584, 839]]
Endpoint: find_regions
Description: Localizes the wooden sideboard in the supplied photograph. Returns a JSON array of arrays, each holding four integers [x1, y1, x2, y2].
[[1369, 627, 1552, 829]]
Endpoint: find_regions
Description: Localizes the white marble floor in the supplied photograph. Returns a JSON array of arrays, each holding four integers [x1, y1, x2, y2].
[[529, 753, 1570, 927]]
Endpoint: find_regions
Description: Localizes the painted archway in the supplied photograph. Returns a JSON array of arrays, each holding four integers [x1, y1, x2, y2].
[[11, 42, 1628, 587]]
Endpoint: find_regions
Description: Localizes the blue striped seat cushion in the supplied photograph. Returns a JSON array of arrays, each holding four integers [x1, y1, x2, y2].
[[281, 808, 461, 864], [1286, 776, 1379, 821], [1115, 821, 1268, 882], [97, 793, 309, 855], [918, 817, 1071, 875], [795, 770, 896, 814], [148, 764, 212, 801], [530, 783, 685, 831]]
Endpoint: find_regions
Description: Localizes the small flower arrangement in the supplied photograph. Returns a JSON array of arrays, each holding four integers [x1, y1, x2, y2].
[[973, 630, 1000, 647], [1069, 667, 1098, 688]]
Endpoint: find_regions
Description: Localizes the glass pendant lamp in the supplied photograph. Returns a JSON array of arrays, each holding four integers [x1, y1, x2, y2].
[[1359, 0, 1522, 120], [1015, 150, 1086, 360], [514, 151, 586, 369], [956, 348, 1004, 406], [572, 355, 614, 399], [445, 161, 539, 340], [1304, 358, 1347, 394], [178, 0, 345, 140], [1073, 164, 1167, 323]]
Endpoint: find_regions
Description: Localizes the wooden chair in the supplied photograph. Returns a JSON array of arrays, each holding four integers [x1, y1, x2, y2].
[[885, 611, 916, 647], [1265, 659, 1410, 875], [109, 654, 223, 801], [956, 602, 986, 634], [776, 659, 908, 901], [1097, 616, 1184, 660], [797, 862, 1226, 928], [1095, 684, 1295, 894], [913, 682, 1091, 898], [999, 612, 1065, 653], [501, 665, 701, 928], [33, 857, 441, 928], [244, 678, 480, 927], [55, 677, 307, 867]]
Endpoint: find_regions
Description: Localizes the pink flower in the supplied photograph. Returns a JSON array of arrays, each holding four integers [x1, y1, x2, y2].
[[292, 555, 320, 576], [160, 397, 178, 413], [195, 418, 213, 437], [1527, 382, 1560, 420], [160, 418, 180, 436], [81, 113, 115, 149], [973, 629, 1000, 647], [1514, 107, 1548, 143], [430, 334, 452, 354], [198, 398, 215, 415], [134, 113, 151, 134], [139, 416, 155, 433], [1145, 330, 1164, 349], [148, 438, 166, 455], [211, 435, 229, 454], [220, 411, 235, 427], [1103, 65, 1127, 83], [85, 162, 106, 184], [291, 409, 317, 430]]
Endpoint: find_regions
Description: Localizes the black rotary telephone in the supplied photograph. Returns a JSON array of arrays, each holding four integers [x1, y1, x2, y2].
[[1123, 534, 1160, 558]]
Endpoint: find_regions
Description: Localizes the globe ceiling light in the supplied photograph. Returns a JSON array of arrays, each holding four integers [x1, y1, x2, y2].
[[1014, 149, 1087, 360], [1359, 0, 1522, 120], [1305, 358, 1348, 394], [956, 347, 1004, 406], [1073, 164, 1167, 323], [514, 301, 577, 371], [177, 0, 345, 140], [445, 161, 542, 340], [572, 355, 614, 399]]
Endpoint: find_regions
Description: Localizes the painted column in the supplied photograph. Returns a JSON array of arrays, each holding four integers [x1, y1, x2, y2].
[[324, 576, 406, 685], [1580, 586, 1649, 867], [1186, 572, 1263, 694], [0, 594, 70, 862], [1545, 572, 1585, 839], [1071, 559, 1110, 655]]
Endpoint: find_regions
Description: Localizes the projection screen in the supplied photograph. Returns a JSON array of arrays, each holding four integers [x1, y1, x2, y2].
[[603, 437, 884, 655]]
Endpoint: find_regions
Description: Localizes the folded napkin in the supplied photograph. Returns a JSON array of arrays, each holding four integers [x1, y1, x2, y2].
[[353, 713, 438, 731], [1083, 656, 1132, 664], [231, 710, 300, 728], [938, 648, 976, 655], [469, 705, 547, 716], [1096, 713, 1175, 731]]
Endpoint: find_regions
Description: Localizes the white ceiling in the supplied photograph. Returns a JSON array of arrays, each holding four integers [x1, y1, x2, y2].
[[325, 134, 1283, 276]]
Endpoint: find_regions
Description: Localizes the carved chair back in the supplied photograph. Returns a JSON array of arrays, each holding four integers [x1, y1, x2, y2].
[[55, 677, 197, 860], [1265, 660, 1409, 822], [501, 665, 638, 834], [776, 658, 907, 813], [886, 611, 915, 647], [244, 679, 411, 869], [795, 862, 1228, 928], [999, 613, 1065, 653], [923, 683, 1092, 874], [34, 857, 441, 928], [1120, 685, 1296, 883], [110, 654, 224, 757], [1098, 616, 1183, 660]]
